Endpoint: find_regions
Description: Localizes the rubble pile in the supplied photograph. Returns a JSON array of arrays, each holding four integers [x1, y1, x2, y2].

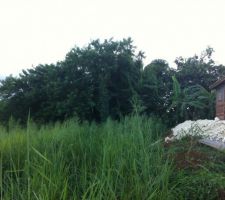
[[165, 118, 225, 143]]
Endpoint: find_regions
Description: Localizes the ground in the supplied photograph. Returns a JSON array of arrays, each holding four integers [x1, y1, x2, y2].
[[165, 136, 225, 199]]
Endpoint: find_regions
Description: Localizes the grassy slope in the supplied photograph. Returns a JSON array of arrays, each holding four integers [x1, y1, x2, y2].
[[0, 116, 225, 199]]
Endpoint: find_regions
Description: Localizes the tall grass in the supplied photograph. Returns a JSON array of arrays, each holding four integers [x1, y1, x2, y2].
[[0, 115, 174, 199], [1, 115, 224, 199]]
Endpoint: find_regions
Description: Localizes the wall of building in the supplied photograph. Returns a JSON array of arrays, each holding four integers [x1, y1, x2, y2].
[[216, 85, 225, 119]]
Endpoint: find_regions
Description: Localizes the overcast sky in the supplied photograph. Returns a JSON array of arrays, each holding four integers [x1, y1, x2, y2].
[[0, 0, 225, 77]]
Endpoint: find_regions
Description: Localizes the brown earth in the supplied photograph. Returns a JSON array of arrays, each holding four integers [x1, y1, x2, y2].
[[217, 188, 225, 200], [174, 150, 209, 170], [164, 136, 225, 199], [164, 137, 209, 169]]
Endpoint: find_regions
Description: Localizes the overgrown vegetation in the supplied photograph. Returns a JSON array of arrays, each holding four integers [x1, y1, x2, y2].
[[0, 116, 225, 199], [1, 38, 225, 199], [0, 38, 223, 126]]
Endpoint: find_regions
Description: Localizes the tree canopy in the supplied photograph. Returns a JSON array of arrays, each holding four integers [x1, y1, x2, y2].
[[0, 39, 224, 126]]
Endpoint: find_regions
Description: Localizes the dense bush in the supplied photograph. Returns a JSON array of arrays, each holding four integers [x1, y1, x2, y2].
[[0, 38, 224, 126]]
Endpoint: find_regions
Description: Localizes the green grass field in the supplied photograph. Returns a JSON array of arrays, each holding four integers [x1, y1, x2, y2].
[[0, 116, 225, 199]]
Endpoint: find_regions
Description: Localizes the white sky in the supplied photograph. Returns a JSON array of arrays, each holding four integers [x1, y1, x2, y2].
[[0, 0, 225, 77]]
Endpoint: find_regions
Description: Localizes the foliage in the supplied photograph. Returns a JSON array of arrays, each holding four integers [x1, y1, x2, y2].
[[169, 76, 215, 124], [0, 39, 223, 125], [140, 59, 174, 117], [1, 116, 225, 199], [175, 47, 225, 89], [0, 38, 143, 123]]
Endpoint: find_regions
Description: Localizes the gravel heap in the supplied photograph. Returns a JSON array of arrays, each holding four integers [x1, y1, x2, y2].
[[165, 118, 225, 143]]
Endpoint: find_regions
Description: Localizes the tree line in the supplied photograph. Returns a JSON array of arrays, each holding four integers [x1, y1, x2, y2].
[[0, 38, 224, 126]]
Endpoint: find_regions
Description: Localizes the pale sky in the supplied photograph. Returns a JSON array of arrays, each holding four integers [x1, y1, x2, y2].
[[0, 0, 225, 78]]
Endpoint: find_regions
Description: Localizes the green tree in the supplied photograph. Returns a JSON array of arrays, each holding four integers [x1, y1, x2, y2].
[[0, 38, 144, 124], [175, 47, 225, 89], [169, 76, 215, 124], [140, 59, 174, 117]]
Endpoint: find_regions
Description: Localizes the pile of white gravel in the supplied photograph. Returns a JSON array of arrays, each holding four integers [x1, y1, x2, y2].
[[165, 118, 225, 143]]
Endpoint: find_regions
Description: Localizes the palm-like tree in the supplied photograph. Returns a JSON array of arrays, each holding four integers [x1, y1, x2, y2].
[[169, 76, 215, 123]]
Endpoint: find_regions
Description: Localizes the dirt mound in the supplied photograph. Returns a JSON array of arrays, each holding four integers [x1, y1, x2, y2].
[[174, 150, 209, 170]]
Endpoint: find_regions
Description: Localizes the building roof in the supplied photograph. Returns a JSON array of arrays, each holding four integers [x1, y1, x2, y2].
[[210, 76, 225, 89]]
